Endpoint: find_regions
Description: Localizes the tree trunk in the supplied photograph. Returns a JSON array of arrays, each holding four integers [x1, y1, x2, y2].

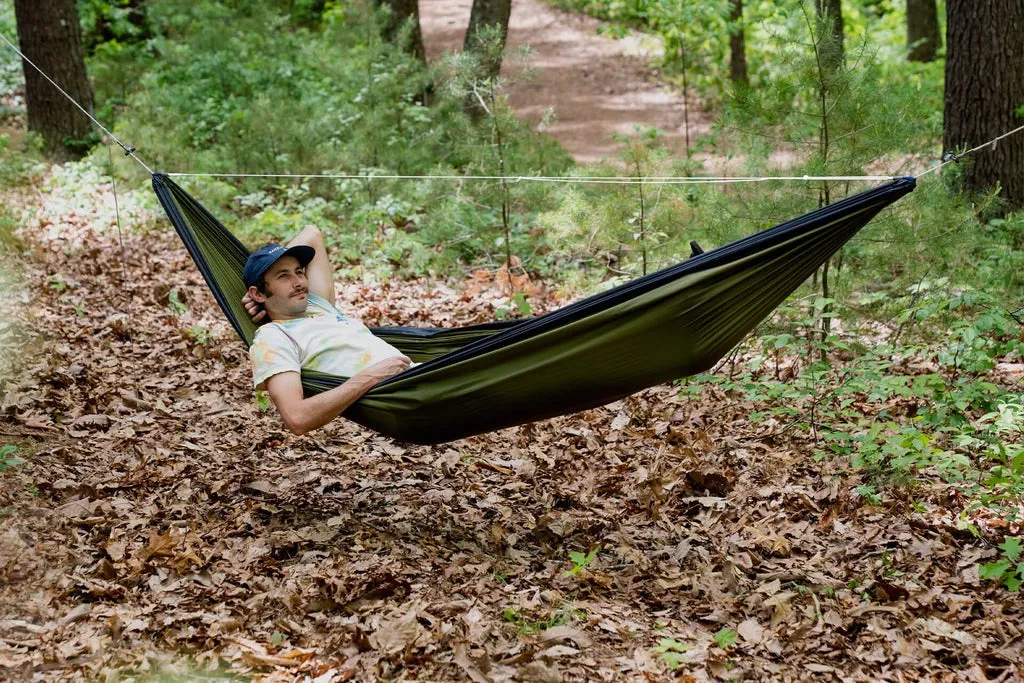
[[379, 0, 426, 64], [463, 0, 513, 82], [729, 0, 748, 87], [13, 0, 95, 161], [943, 0, 1024, 212], [815, 0, 844, 68], [906, 0, 940, 62]]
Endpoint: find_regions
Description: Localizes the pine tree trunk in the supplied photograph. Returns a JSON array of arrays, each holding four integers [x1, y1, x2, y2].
[[729, 0, 748, 87], [906, 0, 940, 62], [379, 0, 426, 64], [463, 0, 513, 82], [943, 0, 1024, 212], [13, 0, 95, 161], [815, 0, 845, 68]]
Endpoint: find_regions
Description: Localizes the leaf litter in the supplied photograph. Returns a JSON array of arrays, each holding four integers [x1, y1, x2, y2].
[[0, 171, 1022, 681]]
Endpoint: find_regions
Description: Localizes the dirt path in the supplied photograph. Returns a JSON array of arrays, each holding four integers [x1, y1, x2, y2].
[[420, 0, 710, 164]]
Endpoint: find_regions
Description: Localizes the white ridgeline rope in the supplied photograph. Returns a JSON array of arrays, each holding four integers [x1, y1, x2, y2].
[[0, 30, 154, 174], [915, 121, 1024, 178], [164, 172, 902, 185], [3, 28, 1024, 186]]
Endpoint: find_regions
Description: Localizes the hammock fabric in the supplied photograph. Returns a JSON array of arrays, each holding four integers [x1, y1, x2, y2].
[[153, 173, 915, 445]]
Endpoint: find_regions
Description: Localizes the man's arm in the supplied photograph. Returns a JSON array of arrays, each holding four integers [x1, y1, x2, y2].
[[264, 355, 411, 435], [288, 225, 335, 305]]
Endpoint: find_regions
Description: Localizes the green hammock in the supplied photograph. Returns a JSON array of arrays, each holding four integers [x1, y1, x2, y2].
[[153, 173, 915, 444]]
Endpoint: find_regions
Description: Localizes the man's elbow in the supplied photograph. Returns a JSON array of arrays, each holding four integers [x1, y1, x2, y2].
[[280, 413, 311, 436], [301, 225, 324, 245], [286, 422, 308, 436]]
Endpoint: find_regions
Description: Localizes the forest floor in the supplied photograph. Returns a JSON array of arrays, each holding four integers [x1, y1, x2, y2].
[[2, 5, 1024, 681], [420, 0, 708, 164], [1, 154, 1023, 681]]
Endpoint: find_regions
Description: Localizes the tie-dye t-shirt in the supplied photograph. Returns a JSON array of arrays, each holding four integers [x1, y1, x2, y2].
[[249, 293, 406, 389]]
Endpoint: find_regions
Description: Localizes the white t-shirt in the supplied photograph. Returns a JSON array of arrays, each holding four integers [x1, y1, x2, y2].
[[249, 293, 406, 389]]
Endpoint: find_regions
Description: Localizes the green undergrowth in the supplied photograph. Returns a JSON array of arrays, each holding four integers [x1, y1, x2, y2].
[[680, 284, 1024, 543], [0, 1, 20, 117], [83, 0, 572, 281]]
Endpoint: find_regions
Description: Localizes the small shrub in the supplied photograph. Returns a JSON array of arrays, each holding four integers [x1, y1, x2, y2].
[[979, 537, 1023, 592]]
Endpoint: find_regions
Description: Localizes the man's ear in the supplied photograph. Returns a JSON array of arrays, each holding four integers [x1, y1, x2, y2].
[[248, 285, 267, 304]]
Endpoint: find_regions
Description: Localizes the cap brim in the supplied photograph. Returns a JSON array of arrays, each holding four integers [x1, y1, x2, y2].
[[282, 244, 316, 267]]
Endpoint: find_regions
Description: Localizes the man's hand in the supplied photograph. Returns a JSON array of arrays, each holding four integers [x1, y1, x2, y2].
[[242, 291, 267, 324], [360, 355, 413, 384]]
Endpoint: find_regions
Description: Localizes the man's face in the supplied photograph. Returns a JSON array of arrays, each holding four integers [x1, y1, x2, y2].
[[250, 256, 308, 319]]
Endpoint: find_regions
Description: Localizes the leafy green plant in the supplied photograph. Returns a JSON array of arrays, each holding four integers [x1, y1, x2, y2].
[[713, 626, 737, 650], [540, 128, 697, 279], [78, 0, 151, 53], [47, 275, 68, 292], [854, 484, 883, 505], [963, 399, 1024, 521], [496, 292, 534, 320], [186, 325, 212, 345], [563, 548, 599, 577], [652, 636, 689, 670], [0, 445, 24, 472], [167, 288, 188, 315], [254, 391, 272, 413], [979, 537, 1023, 592]]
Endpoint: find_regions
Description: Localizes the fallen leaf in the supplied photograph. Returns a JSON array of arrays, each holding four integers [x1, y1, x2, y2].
[[736, 618, 764, 645], [453, 643, 492, 683], [538, 624, 592, 648], [370, 611, 424, 654]]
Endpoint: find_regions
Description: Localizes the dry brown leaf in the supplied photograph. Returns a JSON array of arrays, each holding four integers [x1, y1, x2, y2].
[[453, 643, 493, 683], [736, 618, 763, 645], [370, 611, 425, 654], [71, 414, 110, 428], [538, 624, 592, 648], [515, 660, 561, 683]]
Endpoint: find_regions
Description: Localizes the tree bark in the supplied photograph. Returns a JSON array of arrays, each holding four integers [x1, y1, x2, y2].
[[729, 0, 748, 87], [943, 0, 1024, 212], [815, 0, 844, 69], [463, 0, 513, 82], [13, 0, 95, 161], [906, 0, 940, 62], [378, 0, 426, 64]]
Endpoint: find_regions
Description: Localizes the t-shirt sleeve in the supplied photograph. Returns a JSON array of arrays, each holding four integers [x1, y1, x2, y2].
[[250, 325, 301, 389]]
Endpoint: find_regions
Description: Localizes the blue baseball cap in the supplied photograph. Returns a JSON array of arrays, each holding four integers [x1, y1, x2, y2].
[[243, 244, 316, 288]]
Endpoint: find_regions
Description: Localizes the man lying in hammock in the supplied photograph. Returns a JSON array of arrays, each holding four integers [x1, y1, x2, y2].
[[240, 226, 412, 435]]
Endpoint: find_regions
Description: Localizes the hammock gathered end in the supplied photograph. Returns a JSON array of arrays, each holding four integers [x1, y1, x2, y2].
[[153, 173, 915, 444]]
